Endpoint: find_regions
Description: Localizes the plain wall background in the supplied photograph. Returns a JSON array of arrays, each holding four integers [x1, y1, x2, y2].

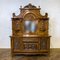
[[0, 0, 60, 48]]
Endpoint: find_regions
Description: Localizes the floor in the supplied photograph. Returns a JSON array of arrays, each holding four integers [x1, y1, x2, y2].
[[0, 49, 60, 60]]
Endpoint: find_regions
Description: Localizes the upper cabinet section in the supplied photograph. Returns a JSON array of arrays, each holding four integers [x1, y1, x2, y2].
[[12, 3, 49, 36]]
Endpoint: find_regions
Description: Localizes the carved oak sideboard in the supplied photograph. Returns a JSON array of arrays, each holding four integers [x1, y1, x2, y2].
[[10, 3, 51, 56]]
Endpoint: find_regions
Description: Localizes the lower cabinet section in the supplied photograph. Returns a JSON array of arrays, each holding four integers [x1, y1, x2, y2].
[[10, 36, 50, 55]]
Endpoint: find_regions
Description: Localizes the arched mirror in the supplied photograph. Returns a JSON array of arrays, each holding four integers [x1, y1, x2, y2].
[[24, 13, 38, 33]]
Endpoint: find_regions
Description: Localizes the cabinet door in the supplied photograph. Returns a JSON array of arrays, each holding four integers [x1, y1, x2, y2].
[[11, 37, 23, 52], [13, 37, 20, 51], [40, 38, 50, 50]]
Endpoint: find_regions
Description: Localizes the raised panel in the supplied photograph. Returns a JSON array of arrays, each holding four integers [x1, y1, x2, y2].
[[13, 37, 20, 50], [40, 38, 48, 50]]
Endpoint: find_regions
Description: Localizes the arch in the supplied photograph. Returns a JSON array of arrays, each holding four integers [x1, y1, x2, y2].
[[24, 13, 36, 20]]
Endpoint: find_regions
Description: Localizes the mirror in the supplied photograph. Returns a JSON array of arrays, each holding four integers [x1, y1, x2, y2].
[[24, 20, 37, 33]]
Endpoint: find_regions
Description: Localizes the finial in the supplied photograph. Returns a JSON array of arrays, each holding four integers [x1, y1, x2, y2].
[[20, 6, 22, 8], [38, 6, 40, 8], [12, 13, 15, 17], [29, 3, 31, 5], [45, 13, 48, 17]]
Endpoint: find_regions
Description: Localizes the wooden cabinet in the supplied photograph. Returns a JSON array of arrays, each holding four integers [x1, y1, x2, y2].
[[10, 3, 51, 55]]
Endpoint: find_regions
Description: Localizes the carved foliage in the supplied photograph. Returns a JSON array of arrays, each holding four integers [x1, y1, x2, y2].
[[40, 38, 47, 50], [23, 43, 38, 50], [14, 37, 20, 50]]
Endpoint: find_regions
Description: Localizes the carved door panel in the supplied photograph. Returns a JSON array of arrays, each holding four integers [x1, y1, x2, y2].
[[13, 37, 23, 52], [15, 20, 20, 30], [40, 38, 48, 50]]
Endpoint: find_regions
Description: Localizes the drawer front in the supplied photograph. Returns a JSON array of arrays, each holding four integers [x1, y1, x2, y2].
[[23, 37, 38, 42], [23, 43, 38, 50]]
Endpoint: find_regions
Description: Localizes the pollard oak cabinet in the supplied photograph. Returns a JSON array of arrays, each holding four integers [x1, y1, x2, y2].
[[10, 3, 51, 56]]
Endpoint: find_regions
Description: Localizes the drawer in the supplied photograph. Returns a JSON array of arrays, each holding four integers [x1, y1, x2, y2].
[[23, 37, 39, 43], [23, 42, 39, 50]]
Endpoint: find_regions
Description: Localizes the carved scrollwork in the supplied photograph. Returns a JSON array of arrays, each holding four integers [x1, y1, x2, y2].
[[40, 38, 47, 50], [40, 20, 46, 32], [14, 38, 20, 49], [24, 43, 37, 50]]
